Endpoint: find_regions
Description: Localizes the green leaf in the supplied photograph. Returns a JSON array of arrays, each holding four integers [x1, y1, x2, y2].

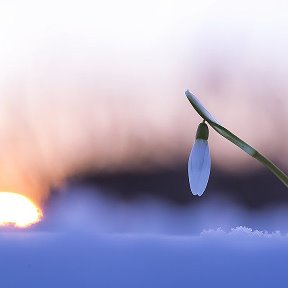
[[185, 90, 288, 188]]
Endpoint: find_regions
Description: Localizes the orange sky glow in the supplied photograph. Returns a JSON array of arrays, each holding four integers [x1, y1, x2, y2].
[[0, 0, 287, 202]]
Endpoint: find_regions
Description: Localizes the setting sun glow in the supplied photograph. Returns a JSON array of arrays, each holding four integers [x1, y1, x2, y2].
[[0, 192, 42, 228]]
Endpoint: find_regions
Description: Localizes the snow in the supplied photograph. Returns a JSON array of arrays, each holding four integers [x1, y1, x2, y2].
[[1, 189, 288, 287]]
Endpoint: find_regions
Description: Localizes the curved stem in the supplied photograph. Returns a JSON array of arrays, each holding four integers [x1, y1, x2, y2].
[[254, 152, 288, 188], [185, 89, 288, 188]]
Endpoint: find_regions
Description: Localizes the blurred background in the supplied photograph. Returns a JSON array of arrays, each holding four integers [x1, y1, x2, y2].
[[0, 0, 288, 221]]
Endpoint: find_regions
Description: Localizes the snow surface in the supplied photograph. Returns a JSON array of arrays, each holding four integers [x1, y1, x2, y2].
[[1, 189, 288, 287]]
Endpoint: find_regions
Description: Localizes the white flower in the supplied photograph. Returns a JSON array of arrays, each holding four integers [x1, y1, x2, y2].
[[188, 122, 211, 196]]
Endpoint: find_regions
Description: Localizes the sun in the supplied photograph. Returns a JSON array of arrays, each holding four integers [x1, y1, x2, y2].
[[0, 192, 43, 228]]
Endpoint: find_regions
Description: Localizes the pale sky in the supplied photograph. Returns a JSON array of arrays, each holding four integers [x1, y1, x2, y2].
[[0, 0, 287, 202]]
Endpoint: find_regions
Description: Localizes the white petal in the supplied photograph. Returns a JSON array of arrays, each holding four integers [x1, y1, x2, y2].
[[188, 139, 211, 196]]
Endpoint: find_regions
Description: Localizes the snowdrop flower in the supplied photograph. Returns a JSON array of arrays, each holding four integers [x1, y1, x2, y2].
[[188, 122, 211, 196], [185, 90, 288, 190]]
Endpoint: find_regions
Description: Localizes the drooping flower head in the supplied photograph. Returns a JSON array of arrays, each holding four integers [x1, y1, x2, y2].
[[188, 122, 211, 196], [185, 90, 288, 192]]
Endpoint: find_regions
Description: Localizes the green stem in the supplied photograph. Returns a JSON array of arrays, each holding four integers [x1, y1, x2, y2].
[[211, 121, 288, 188], [254, 152, 288, 188], [185, 89, 288, 188]]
